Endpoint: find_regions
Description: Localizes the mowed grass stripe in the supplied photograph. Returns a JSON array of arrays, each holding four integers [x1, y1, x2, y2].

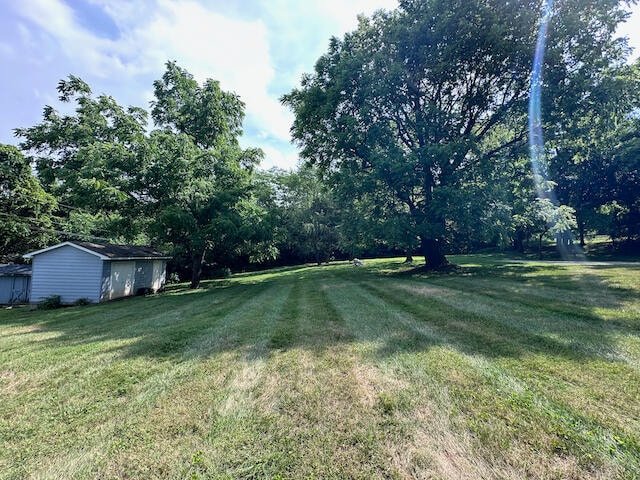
[[7, 280, 294, 477], [145, 272, 394, 478], [363, 276, 640, 403], [433, 266, 640, 329], [318, 273, 516, 478], [321, 272, 563, 477], [0, 282, 267, 453], [385, 276, 640, 365], [372, 275, 640, 415], [351, 275, 640, 477]]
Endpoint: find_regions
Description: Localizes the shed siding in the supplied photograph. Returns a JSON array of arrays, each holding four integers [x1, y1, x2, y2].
[[134, 260, 154, 292], [30, 246, 102, 303], [100, 262, 111, 302], [152, 260, 166, 292], [108, 261, 136, 300], [0, 276, 30, 304]]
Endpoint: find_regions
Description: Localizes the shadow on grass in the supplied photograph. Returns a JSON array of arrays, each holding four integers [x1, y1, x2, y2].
[[3, 258, 638, 366], [338, 259, 640, 362]]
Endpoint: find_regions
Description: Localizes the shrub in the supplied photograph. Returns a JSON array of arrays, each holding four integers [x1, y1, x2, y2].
[[73, 298, 91, 306], [37, 295, 62, 310], [212, 267, 232, 279]]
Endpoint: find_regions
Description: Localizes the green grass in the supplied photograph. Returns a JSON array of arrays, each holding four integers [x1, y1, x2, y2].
[[1, 255, 639, 479]]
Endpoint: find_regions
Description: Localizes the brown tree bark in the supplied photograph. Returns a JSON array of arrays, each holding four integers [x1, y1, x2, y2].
[[190, 249, 207, 289], [420, 237, 449, 270]]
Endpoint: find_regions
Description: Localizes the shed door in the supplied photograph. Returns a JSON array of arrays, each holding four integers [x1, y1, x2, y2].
[[109, 261, 135, 299], [152, 260, 165, 292]]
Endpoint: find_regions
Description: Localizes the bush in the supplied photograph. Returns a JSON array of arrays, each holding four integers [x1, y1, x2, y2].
[[37, 295, 62, 310], [73, 298, 91, 306], [212, 267, 232, 279]]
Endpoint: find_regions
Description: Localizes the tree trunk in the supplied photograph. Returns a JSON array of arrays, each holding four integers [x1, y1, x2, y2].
[[538, 233, 544, 259], [420, 237, 449, 269], [190, 249, 206, 289], [514, 230, 525, 253], [403, 252, 414, 263]]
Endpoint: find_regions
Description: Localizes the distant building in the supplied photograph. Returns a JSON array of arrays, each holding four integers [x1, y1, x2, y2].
[[0, 264, 31, 304], [23, 241, 171, 304]]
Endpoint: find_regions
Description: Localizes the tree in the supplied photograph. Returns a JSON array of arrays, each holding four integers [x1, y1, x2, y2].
[[597, 119, 640, 245], [529, 198, 577, 257], [0, 144, 57, 260], [15, 76, 149, 243], [142, 130, 263, 286], [545, 58, 640, 246], [17, 65, 264, 288], [150, 62, 263, 287], [283, 0, 632, 268], [331, 166, 419, 260], [262, 167, 341, 265]]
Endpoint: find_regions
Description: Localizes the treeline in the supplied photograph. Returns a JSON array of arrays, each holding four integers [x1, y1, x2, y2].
[[2, 0, 640, 285]]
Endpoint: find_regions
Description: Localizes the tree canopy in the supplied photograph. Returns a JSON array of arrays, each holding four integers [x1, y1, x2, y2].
[[5, 1, 640, 282], [0, 144, 57, 260], [16, 63, 264, 288], [283, 0, 635, 267]]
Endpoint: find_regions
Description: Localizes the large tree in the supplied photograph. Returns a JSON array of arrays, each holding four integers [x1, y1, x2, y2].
[[15, 76, 149, 242], [283, 0, 632, 268], [546, 61, 640, 245], [261, 167, 341, 265], [149, 62, 263, 287], [17, 64, 264, 288]]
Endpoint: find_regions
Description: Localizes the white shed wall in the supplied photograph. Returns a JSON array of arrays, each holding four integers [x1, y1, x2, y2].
[[30, 246, 102, 303], [108, 261, 136, 300], [151, 260, 166, 292]]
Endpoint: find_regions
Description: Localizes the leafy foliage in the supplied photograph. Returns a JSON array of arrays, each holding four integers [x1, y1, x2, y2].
[[149, 62, 264, 287], [16, 64, 265, 287], [283, 0, 635, 265], [259, 167, 341, 265], [15, 76, 148, 242], [0, 144, 57, 260]]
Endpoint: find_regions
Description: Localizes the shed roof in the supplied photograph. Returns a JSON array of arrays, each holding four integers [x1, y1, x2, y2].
[[0, 264, 32, 276], [24, 241, 171, 261]]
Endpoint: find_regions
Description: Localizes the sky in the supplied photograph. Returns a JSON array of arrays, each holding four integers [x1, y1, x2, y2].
[[2, 0, 640, 171]]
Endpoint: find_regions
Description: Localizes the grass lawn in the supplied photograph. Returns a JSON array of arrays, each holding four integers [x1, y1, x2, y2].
[[1, 255, 639, 479]]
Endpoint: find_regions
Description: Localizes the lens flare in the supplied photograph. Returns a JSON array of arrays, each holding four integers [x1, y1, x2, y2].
[[529, 0, 553, 199], [528, 0, 584, 259]]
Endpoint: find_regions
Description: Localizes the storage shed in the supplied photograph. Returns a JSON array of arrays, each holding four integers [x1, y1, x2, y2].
[[0, 264, 31, 304], [24, 241, 171, 304]]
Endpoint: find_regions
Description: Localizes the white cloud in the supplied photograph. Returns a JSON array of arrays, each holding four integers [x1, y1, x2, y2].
[[616, 5, 640, 61], [258, 144, 300, 171], [12, 0, 125, 75], [128, 1, 293, 141], [11, 0, 292, 144], [316, 0, 399, 34]]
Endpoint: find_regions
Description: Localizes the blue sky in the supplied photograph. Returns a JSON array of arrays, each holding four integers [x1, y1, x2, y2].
[[2, 0, 640, 170]]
